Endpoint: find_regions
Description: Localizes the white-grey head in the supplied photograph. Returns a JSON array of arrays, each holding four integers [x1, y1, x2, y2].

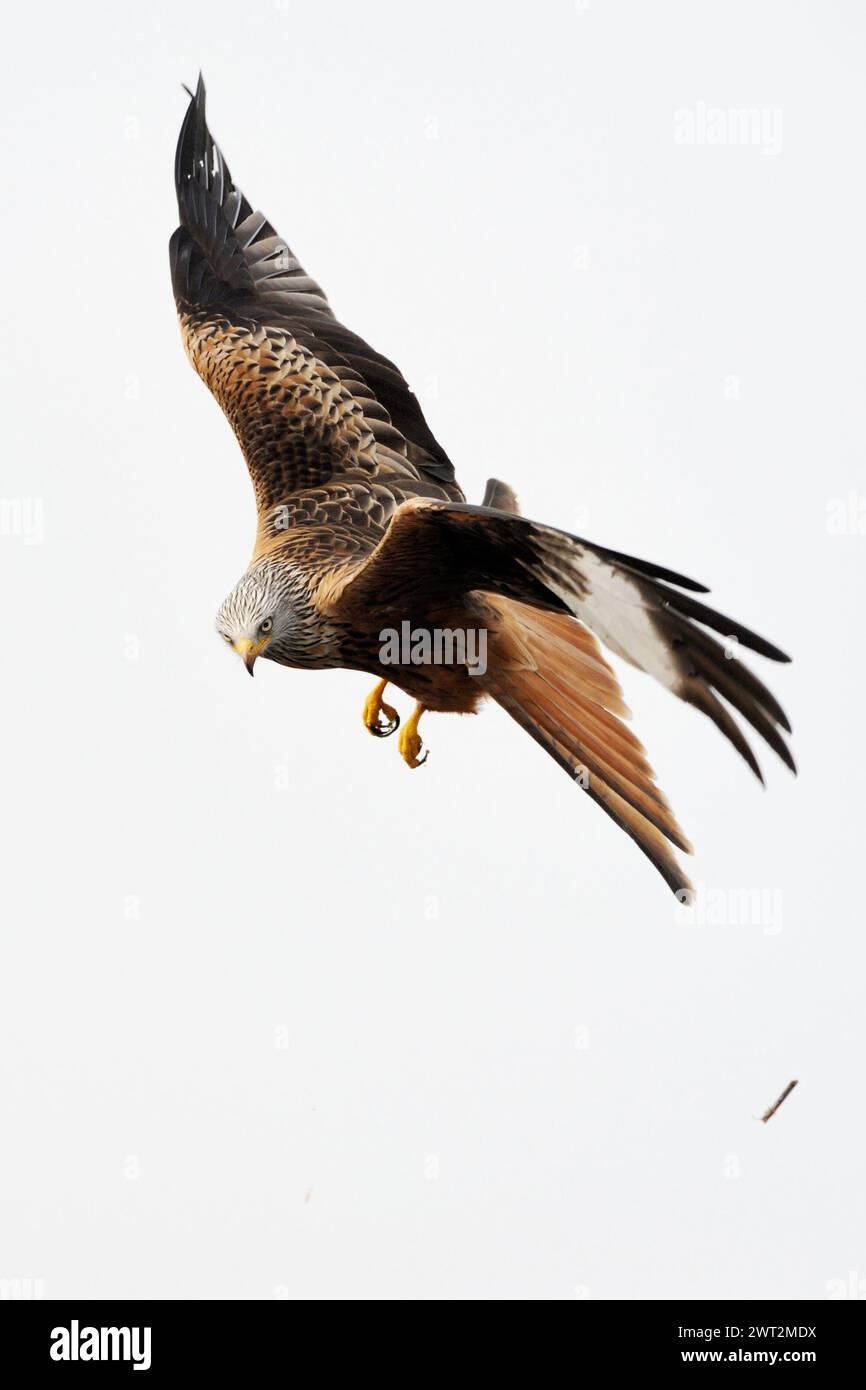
[[215, 565, 297, 675]]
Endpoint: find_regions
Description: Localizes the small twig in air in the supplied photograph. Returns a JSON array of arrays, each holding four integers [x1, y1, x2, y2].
[[760, 1079, 798, 1124]]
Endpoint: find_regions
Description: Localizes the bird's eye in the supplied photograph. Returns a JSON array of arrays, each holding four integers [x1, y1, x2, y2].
[[222, 633, 233, 643], [259, 617, 273, 634]]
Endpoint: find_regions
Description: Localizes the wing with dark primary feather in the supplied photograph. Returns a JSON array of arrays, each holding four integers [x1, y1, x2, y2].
[[331, 499, 795, 785], [169, 74, 462, 550], [328, 497, 793, 894]]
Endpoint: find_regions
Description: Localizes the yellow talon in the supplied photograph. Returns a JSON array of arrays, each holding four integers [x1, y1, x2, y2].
[[398, 702, 428, 768], [362, 679, 400, 738]]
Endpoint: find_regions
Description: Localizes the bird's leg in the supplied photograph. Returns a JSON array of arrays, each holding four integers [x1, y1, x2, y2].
[[398, 702, 428, 768], [362, 678, 400, 738]]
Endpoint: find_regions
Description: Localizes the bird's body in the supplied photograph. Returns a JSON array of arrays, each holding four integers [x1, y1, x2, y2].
[[170, 77, 794, 895]]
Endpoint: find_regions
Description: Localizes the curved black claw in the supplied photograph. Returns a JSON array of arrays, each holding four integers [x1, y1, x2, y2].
[[371, 711, 400, 739]]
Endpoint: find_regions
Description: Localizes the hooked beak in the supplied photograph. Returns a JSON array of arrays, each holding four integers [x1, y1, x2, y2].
[[232, 636, 270, 676]]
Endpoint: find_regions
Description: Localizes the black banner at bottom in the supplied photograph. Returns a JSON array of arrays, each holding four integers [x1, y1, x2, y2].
[[0, 1298, 858, 1373]]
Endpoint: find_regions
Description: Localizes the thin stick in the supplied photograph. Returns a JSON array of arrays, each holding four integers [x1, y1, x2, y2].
[[760, 1079, 798, 1123]]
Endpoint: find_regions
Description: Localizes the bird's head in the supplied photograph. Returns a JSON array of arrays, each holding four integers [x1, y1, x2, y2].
[[215, 568, 293, 675]]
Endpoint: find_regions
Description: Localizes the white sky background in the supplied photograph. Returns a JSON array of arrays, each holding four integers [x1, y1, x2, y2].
[[1, 0, 864, 1301]]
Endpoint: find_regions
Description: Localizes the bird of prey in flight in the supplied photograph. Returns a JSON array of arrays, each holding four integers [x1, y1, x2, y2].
[[169, 77, 794, 897]]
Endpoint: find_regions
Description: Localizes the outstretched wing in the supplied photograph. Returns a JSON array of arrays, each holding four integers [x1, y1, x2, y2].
[[331, 499, 795, 785], [169, 75, 460, 532]]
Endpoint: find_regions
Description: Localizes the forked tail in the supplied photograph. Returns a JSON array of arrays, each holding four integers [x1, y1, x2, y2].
[[484, 600, 695, 896]]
